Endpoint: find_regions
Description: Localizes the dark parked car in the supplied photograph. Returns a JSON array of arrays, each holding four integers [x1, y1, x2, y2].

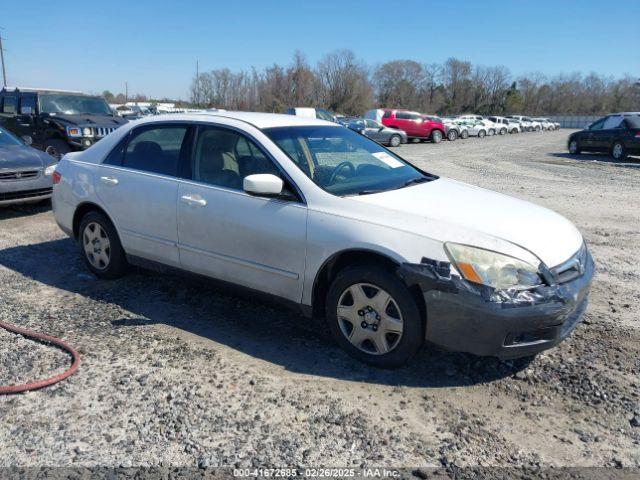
[[347, 119, 408, 147], [568, 113, 640, 160], [0, 126, 56, 206], [0, 87, 127, 160]]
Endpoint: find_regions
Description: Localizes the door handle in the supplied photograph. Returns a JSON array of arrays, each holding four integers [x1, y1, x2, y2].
[[100, 176, 119, 185], [181, 194, 207, 207]]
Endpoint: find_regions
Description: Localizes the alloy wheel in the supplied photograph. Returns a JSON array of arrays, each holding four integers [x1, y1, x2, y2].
[[336, 283, 404, 355], [390, 135, 401, 147], [569, 140, 578, 154], [83, 222, 111, 270], [612, 143, 623, 159]]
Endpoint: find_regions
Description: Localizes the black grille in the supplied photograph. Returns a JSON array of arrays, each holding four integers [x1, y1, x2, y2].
[[0, 170, 40, 181], [0, 187, 52, 201]]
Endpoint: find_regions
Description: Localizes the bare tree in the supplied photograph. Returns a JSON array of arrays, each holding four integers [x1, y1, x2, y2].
[[316, 50, 373, 114]]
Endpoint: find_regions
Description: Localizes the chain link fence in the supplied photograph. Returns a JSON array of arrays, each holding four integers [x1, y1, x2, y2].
[[545, 115, 601, 129]]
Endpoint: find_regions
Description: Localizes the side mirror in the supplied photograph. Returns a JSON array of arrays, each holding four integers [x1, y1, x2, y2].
[[378, 126, 384, 131], [243, 174, 284, 196]]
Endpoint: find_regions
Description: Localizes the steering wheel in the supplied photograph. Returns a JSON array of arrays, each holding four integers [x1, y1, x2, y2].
[[328, 161, 355, 185]]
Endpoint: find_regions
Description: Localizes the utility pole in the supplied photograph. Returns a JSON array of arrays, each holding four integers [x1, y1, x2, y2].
[[0, 28, 7, 87], [195, 60, 199, 107]]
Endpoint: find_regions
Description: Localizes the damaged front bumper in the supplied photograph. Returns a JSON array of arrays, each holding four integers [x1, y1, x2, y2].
[[398, 249, 594, 359]]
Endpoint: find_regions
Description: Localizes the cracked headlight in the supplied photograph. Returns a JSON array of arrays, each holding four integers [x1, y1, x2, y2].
[[444, 243, 542, 290]]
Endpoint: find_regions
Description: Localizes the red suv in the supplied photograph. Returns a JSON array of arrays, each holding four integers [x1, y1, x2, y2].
[[380, 109, 445, 143]]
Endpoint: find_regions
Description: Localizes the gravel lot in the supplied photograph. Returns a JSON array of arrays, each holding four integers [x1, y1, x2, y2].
[[0, 130, 639, 470]]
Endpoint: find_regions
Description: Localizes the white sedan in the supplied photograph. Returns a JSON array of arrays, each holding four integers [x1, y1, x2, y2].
[[52, 112, 593, 367]]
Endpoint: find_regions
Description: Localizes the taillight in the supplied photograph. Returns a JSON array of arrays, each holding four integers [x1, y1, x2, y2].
[[635, 131, 640, 138], [52, 171, 62, 184]]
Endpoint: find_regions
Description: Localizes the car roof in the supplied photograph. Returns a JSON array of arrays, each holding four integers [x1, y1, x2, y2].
[[1, 87, 85, 94], [129, 111, 339, 129]]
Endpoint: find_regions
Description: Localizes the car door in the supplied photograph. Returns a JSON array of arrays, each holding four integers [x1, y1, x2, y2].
[[176, 124, 307, 302], [0, 93, 18, 136], [95, 123, 191, 267], [593, 115, 624, 151], [581, 117, 605, 151], [394, 112, 415, 136], [14, 94, 38, 145], [364, 120, 384, 142]]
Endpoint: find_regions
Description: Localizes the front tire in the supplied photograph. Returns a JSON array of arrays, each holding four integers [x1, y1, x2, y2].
[[388, 134, 402, 147], [326, 265, 423, 368], [78, 211, 128, 279], [568, 139, 581, 155], [611, 142, 627, 160], [478, 130, 486, 138], [447, 129, 458, 141], [460, 129, 469, 139], [44, 139, 71, 160], [499, 127, 507, 135], [430, 130, 443, 143]]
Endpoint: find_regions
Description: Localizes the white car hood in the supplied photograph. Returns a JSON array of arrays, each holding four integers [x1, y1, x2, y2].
[[351, 178, 583, 268]]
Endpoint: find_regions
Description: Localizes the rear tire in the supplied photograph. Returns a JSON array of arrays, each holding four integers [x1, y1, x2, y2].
[[478, 130, 486, 138], [430, 130, 443, 143], [326, 265, 423, 368], [611, 142, 627, 160], [388, 134, 402, 147], [78, 211, 128, 279], [447, 129, 458, 141], [499, 127, 507, 135]]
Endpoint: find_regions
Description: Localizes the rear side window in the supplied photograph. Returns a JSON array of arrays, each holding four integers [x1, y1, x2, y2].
[[122, 125, 188, 176], [603, 115, 624, 129], [1, 96, 17, 114], [382, 111, 391, 118], [395, 112, 420, 120]]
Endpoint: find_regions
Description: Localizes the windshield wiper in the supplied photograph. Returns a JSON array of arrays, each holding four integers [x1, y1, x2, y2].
[[402, 176, 430, 187], [357, 188, 387, 195]]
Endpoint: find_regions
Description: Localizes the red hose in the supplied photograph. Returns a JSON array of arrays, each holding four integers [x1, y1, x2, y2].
[[0, 321, 80, 395]]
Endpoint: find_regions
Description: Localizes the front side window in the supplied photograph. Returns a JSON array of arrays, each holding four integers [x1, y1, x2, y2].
[[588, 118, 605, 131], [20, 95, 37, 114], [191, 126, 279, 190], [264, 125, 435, 196], [40, 94, 112, 116], [123, 125, 188, 176]]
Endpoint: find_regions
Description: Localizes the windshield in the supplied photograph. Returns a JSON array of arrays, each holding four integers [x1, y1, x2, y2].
[[264, 125, 435, 196], [40, 94, 112, 115], [0, 127, 23, 146]]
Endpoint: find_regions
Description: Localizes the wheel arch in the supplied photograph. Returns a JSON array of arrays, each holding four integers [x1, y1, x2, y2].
[[72, 202, 118, 240], [311, 249, 426, 325]]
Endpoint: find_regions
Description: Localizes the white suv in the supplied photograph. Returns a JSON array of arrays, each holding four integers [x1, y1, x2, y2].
[[487, 116, 510, 135], [52, 112, 593, 367], [457, 115, 497, 135]]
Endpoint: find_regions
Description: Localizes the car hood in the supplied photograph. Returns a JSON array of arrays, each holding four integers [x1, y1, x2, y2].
[[47, 114, 127, 127], [351, 178, 583, 268], [0, 145, 49, 170]]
